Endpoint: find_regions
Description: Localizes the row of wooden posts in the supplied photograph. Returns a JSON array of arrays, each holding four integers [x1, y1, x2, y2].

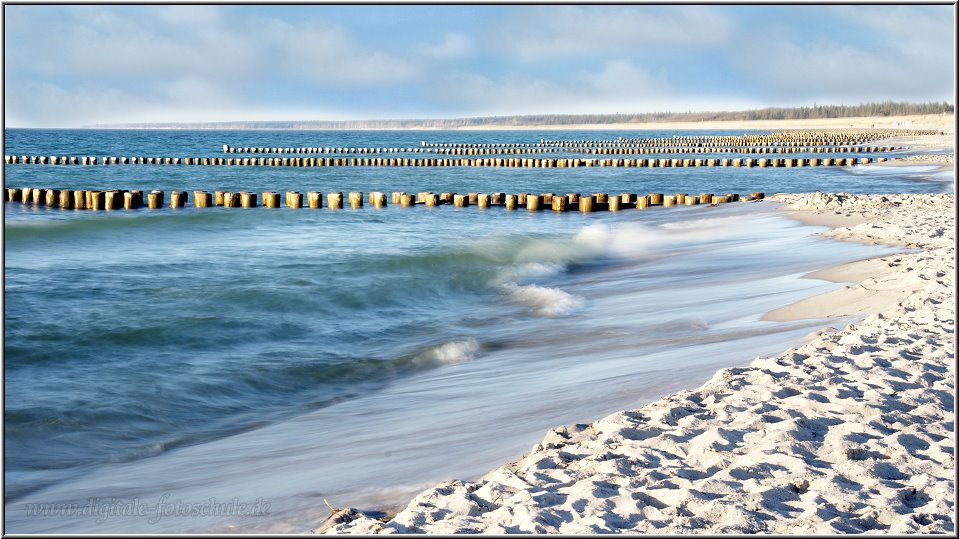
[[4, 155, 879, 168], [5, 186, 764, 212], [533, 129, 939, 148], [220, 145, 900, 156]]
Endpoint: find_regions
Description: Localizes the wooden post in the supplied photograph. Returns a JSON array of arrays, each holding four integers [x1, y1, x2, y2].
[[579, 195, 594, 213], [370, 191, 387, 208], [72, 190, 86, 209], [551, 195, 568, 212], [31, 188, 43, 204], [146, 191, 163, 209], [240, 192, 257, 208], [170, 191, 187, 208], [648, 193, 663, 205], [58, 190, 74, 209], [453, 194, 469, 207], [285, 192, 301, 208], [424, 193, 438, 207], [608, 196, 622, 211], [477, 194, 490, 208], [222, 192, 239, 208], [6, 188, 21, 202], [117, 191, 137, 209], [348, 192, 363, 209], [194, 191, 213, 208], [88, 191, 105, 210], [636, 196, 649, 209], [400, 193, 416, 207], [699, 193, 714, 204], [526, 194, 542, 211], [685, 195, 699, 206], [328, 192, 344, 209], [663, 195, 676, 207], [260, 192, 279, 208], [505, 194, 518, 210], [308, 192, 323, 208], [45, 189, 60, 207]]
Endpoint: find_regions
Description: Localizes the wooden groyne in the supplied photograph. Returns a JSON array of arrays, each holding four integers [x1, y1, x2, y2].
[[5, 128, 933, 172], [218, 145, 902, 156], [534, 129, 938, 148], [5, 186, 764, 212], [3, 155, 881, 169]]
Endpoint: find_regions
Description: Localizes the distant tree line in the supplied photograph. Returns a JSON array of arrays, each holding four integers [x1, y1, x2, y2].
[[96, 101, 953, 129]]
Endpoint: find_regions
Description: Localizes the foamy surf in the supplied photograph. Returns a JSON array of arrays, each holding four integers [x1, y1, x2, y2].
[[501, 282, 584, 317], [412, 339, 480, 366], [573, 221, 691, 258], [490, 261, 568, 286]]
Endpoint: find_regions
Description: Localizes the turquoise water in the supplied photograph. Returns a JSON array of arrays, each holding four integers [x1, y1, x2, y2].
[[2, 129, 945, 532]]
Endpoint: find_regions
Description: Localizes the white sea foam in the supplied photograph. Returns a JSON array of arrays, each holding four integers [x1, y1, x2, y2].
[[515, 262, 566, 278], [501, 282, 583, 317], [574, 221, 689, 258], [413, 339, 480, 366], [493, 262, 567, 285], [572, 223, 614, 249]]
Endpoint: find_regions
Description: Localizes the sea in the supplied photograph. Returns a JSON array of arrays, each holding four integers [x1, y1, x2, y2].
[[2, 128, 952, 533]]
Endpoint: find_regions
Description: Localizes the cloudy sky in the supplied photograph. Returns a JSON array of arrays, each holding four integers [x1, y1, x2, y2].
[[3, 4, 955, 127]]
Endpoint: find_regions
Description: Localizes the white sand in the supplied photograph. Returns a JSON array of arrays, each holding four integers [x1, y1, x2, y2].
[[323, 192, 955, 534]]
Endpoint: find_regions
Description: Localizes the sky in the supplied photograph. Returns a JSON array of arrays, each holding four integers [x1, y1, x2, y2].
[[2, 4, 956, 127]]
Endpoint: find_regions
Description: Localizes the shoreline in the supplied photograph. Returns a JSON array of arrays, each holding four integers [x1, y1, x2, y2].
[[325, 191, 955, 534]]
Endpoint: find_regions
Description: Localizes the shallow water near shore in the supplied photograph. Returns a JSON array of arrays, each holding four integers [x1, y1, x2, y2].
[[2, 129, 938, 532]]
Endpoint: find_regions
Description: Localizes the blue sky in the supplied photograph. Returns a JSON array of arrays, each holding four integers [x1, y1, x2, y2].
[[3, 4, 955, 127]]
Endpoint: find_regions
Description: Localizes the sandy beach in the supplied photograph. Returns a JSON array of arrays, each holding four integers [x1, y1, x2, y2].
[[324, 189, 956, 534]]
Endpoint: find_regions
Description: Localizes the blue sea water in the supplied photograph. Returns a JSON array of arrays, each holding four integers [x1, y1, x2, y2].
[[2, 129, 950, 532]]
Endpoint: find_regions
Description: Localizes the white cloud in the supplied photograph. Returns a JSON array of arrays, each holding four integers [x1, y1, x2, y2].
[[416, 33, 473, 60], [428, 60, 678, 115], [729, 24, 953, 103], [489, 6, 732, 59], [7, 7, 421, 88], [5, 82, 155, 127], [149, 5, 223, 26], [4, 78, 352, 127], [7, 6, 256, 80], [4, 6, 428, 125], [724, 5, 954, 104], [252, 17, 419, 86], [833, 5, 951, 44]]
